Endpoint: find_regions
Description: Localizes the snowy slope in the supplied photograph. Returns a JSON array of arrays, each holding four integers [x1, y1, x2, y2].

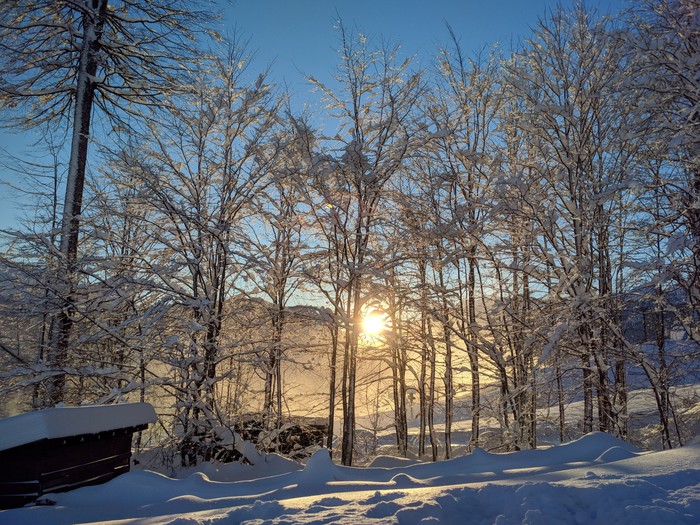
[[1, 432, 698, 525]]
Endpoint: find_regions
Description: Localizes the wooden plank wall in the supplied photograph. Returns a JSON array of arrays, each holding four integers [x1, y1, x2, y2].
[[0, 424, 146, 509]]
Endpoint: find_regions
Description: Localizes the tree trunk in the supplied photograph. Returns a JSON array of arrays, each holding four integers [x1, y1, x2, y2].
[[528, 352, 537, 448], [614, 359, 628, 439], [341, 274, 362, 466], [427, 319, 438, 462], [439, 264, 453, 459], [653, 306, 673, 449], [592, 346, 614, 433], [467, 253, 480, 448], [391, 311, 408, 457], [557, 359, 566, 442], [264, 305, 285, 449], [419, 318, 428, 457], [418, 260, 428, 457], [582, 352, 594, 434], [44, 0, 108, 406], [327, 321, 339, 451], [444, 325, 453, 460]]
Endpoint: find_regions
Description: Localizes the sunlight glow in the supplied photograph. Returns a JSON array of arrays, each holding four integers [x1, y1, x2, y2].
[[362, 313, 386, 336]]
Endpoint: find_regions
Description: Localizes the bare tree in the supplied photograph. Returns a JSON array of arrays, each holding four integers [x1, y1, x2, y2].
[[108, 45, 283, 464], [504, 5, 635, 437], [627, 0, 700, 344], [304, 25, 425, 465], [0, 0, 214, 405], [239, 115, 313, 445], [428, 35, 502, 451]]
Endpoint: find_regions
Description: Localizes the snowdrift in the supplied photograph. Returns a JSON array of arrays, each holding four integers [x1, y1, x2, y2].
[[0, 432, 698, 524]]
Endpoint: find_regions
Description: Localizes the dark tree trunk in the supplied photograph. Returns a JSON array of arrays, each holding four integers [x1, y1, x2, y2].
[[45, 0, 108, 406], [582, 352, 594, 434], [327, 320, 339, 451], [427, 320, 438, 462], [418, 260, 428, 457], [467, 253, 480, 448]]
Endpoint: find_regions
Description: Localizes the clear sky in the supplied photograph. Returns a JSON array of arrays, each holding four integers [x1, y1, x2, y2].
[[0, 0, 628, 231], [224, 0, 627, 102]]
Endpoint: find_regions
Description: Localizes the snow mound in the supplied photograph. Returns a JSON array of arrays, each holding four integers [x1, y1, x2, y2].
[[177, 453, 302, 483], [466, 431, 642, 472], [595, 446, 639, 463], [557, 431, 641, 460], [389, 472, 424, 487], [367, 455, 421, 468], [298, 448, 339, 485]]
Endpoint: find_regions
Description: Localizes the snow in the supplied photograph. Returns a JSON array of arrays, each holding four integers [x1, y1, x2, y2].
[[1, 432, 698, 524], [0, 403, 157, 451]]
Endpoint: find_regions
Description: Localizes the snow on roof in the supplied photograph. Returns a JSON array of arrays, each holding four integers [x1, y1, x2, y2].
[[0, 403, 157, 452]]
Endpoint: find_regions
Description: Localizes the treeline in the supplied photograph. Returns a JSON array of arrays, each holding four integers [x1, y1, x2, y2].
[[0, 1, 698, 466]]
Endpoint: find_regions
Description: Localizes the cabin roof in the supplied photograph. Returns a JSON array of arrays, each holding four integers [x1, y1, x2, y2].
[[0, 403, 157, 451]]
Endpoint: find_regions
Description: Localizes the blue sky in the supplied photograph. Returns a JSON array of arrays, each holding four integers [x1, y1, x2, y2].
[[0, 0, 627, 230], [224, 0, 627, 95]]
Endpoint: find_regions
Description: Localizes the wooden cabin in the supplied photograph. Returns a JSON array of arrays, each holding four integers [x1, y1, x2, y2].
[[0, 403, 157, 509]]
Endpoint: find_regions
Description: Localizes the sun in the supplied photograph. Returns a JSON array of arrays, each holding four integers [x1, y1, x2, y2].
[[362, 313, 387, 337]]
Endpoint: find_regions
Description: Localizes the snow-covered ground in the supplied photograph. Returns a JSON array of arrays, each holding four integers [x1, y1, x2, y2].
[[1, 432, 698, 525]]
